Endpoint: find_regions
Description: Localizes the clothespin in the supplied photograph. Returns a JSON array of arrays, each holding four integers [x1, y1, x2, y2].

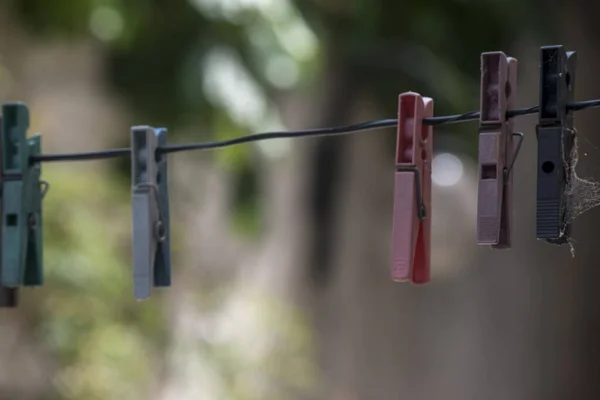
[[0, 103, 44, 292], [131, 126, 171, 300], [0, 115, 18, 308], [391, 92, 433, 284], [477, 51, 521, 248], [536, 45, 577, 244]]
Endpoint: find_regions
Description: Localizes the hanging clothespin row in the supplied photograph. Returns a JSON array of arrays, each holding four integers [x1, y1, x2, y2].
[[131, 126, 171, 300], [477, 51, 522, 249], [536, 45, 577, 244], [391, 92, 434, 284], [0, 115, 18, 308], [0, 102, 46, 307]]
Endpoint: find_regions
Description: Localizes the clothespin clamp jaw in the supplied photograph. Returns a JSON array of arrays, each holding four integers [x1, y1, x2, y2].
[[131, 126, 171, 301], [391, 92, 433, 284], [536, 45, 577, 244], [0, 103, 44, 298], [477, 52, 519, 249]]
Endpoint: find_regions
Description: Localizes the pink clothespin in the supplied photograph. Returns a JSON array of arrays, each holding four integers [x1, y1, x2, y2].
[[477, 52, 519, 248], [391, 92, 434, 284]]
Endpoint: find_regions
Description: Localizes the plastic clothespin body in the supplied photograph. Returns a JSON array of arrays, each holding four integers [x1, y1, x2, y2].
[[477, 52, 518, 248], [0, 115, 18, 307], [391, 92, 433, 284], [536, 45, 577, 244], [131, 126, 171, 300], [1, 103, 43, 290]]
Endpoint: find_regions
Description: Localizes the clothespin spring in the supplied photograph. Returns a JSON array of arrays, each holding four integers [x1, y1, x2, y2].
[[504, 132, 524, 179], [135, 182, 166, 242], [40, 181, 50, 199], [26, 181, 50, 230], [395, 164, 426, 220]]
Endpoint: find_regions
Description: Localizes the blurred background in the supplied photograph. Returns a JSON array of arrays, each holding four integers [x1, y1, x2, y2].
[[2, 0, 600, 399]]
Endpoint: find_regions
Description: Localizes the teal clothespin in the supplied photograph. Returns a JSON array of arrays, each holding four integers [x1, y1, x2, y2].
[[1, 102, 45, 288], [131, 126, 171, 300], [0, 114, 19, 307]]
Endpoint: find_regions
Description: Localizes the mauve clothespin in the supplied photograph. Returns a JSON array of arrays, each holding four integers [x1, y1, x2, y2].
[[477, 51, 519, 248], [391, 92, 433, 284]]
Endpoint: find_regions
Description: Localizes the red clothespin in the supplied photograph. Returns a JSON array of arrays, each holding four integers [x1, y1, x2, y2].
[[477, 52, 519, 248], [391, 92, 434, 284]]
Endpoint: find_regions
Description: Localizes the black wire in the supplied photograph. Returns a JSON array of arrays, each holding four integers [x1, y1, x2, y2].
[[568, 99, 600, 111], [32, 148, 130, 162], [507, 105, 539, 118], [422, 105, 541, 125], [30, 99, 600, 163], [160, 118, 397, 154], [423, 110, 480, 125]]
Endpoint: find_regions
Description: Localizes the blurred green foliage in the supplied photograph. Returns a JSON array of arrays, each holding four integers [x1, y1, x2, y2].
[[10, 0, 551, 122], [35, 165, 167, 399]]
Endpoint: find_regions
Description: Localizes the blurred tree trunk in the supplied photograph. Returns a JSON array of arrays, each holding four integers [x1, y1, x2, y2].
[[302, 6, 600, 400]]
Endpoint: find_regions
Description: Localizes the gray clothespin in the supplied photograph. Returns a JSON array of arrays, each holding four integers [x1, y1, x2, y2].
[[131, 126, 171, 300]]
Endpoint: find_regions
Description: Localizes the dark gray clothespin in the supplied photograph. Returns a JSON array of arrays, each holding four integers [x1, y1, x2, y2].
[[131, 126, 171, 300], [536, 45, 577, 244]]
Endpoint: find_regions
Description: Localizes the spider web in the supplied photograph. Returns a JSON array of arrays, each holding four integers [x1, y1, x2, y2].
[[559, 128, 600, 256]]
